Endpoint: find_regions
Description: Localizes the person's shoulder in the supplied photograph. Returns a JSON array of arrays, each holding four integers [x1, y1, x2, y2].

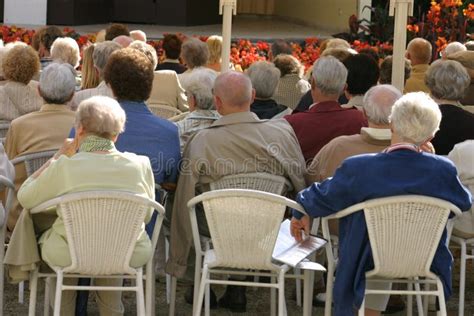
[[10, 110, 38, 126], [148, 115, 179, 132]]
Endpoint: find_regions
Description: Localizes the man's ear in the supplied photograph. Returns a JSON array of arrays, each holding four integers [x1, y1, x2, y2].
[[214, 95, 223, 111], [251, 88, 256, 103]]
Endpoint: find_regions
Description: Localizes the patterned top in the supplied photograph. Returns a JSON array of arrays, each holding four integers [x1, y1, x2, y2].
[[176, 109, 220, 153], [273, 74, 311, 110], [0, 81, 43, 121]]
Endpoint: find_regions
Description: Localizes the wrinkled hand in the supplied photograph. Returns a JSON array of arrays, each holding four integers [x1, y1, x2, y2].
[[291, 215, 310, 242], [420, 141, 435, 154], [55, 138, 78, 159]]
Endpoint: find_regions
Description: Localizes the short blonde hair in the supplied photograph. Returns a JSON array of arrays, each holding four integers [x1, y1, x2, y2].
[[51, 37, 81, 68], [76, 96, 126, 138], [389, 92, 441, 145], [3, 45, 40, 84], [206, 35, 222, 64]]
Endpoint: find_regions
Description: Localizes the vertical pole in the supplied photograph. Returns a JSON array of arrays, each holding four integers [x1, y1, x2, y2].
[[220, 0, 237, 73], [390, 0, 413, 92]]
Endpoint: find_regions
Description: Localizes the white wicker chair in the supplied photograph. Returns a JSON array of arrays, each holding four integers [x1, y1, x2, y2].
[[0, 175, 14, 314], [148, 104, 182, 119], [168, 172, 293, 316], [321, 195, 462, 316], [11, 150, 58, 176], [450, 181, 474, 316], [27, 190, 165, 316], [0, 121, 10, 143], [189, 189, 309, 316]]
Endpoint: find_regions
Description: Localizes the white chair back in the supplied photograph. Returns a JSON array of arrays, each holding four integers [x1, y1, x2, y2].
[[148, 104, 182, 119], [0, 121, 10, 143], [362, 196, 462, 279], [11, 150, 57, 176], [31, 191, 162, 275], [188, 189, 305, 272], [210, 172, 292, 195]]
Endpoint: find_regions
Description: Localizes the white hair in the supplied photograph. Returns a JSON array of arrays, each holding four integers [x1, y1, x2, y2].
[[129, 40, 158, 69], [39, 63, 76, 104], [363, 84, 402, 125], [76, 96, 126, 137], [0, 41, 27, 77], [92, 41, 122, 74], [425, 59, 471, 101], [311, 56, 348, 96], [389, 92, 441, 145], [246, 61, 281, 99], [130, 30, 147, 42], [50, 37, 81, 68], [184, 68, 217, 110], [443, 42, 467, 58]]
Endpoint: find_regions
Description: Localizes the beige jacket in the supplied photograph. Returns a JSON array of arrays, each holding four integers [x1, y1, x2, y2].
[[4, 104, 75, 230], [165, 112, 307, 277], [0, 81, 43, 121], [148, 71, 188, 112], [70, 81, 114, 110], [404, 64, 430, 94]]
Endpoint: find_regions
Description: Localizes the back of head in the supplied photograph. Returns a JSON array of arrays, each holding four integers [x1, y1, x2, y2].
[[270, 39, 292, 60], [273, 54, 302, 77], [81, 44, 100, 90], [40, 26, 63, 52], [129, 40, 158, 69], [312, 56, 348, 97], [113, 35, 133, 48], [214, 71, 253, 109], [184, 68, 218, 110], [326, 38, 351, 50], [466, 41, 474, 51], [359, 48, 380, 64], [32, 27, 46, 51], [3, 45, 40, 84], [389, 92, 441, 145], [50, 37, 80, 68], [425, 59, 471, 101], [92, 41, 122, 74], [181, 38, 209, 69], [379, 55, 412, 85], [363, 84, 402, 125], [0, 41, 27, 78], [406, 38, 432, 65], [105, 23, 130, 41], [76, 96, 126, 139], [207, 35, 223, 64], [247, 61, 281, 99], [162, 34, 183, 60], [442, 41, 467, 58], [104, 47, 154, 102], [130, 30, 147, 42], [321, 47, 354, 62], [343, 54, 380, 95], [447, 50, 474, 71], [40, 63, 76, 104]]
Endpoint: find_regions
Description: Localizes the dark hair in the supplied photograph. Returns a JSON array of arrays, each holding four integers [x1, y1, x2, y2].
[[105, 23, 130, 41], [379, 55, 412, 85], [358, 48, 380, 64], [271, 39, 292, 58], [104, 48, 154, 102], [343, 54, 380, 95], [162, 34, 183, 60], [40, 26, 63, 52]]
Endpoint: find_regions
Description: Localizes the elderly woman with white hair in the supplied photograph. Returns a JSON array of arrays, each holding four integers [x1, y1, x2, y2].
[[246, 61, 287, 119], [17, 95, 155, 315], [50, 37, 81, 69], [425, 59, 474, 155], [292, 92, 472, 316], [179, 38, 214, 88], [176, 68, 219, 152]]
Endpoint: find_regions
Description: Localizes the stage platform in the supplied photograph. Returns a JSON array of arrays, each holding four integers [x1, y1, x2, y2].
[[8, 15, 333, 41]]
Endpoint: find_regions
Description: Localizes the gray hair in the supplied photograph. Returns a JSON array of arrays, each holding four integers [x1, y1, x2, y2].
[[50, 37, 80, 68], [130, 30, 147, 42], [443, 42, 466, 58], [389, 92, 441, 145], [214, 71, 253, 107], [425, 59, 471, 101], [184, 68, 217, 110], [326, 38, 351, 50], [92, 41, 122, 74], [181, 38, 209, 69], [39, 63, 76, 104], [246, 61, 281, 99], [363, 84, 402, 125], [75, 96, 126, 138], [129, 40, 158, 69], [311, 56, 348, 96], [379, 55, 412, 85]]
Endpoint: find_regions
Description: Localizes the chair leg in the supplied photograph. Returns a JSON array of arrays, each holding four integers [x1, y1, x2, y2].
[[165, 237, 171, 304], [270, 276, 276, 316], [53, 272, 63, 316], [193, 253, 203, 316], [19, 281, 25, 304], [44, 277, 51, 316], [459, 241, 467, 316], [324, 258, 335, 316], [146, 261, 154, 316], [136, 269, 146, 316], [194, 265, 208, 316], [302, 270, 314, 316], [277, 271, 285, 316], [205, 282, 210, 316], [436, 278, 447, 316], [358, 297, 365, 316], [295, 268, 302, 307], [168, 276, 177, 316], [407, 282, 413, 316], [28, 270, 39, 316], [414, 278, 423, 316]]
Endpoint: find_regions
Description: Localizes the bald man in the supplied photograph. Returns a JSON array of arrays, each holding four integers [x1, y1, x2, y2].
[[166, 71, 307, 311], [404, 38, 432, 93]]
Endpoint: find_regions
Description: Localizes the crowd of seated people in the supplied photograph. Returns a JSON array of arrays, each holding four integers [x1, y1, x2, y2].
[[0, 23, 473, 316]]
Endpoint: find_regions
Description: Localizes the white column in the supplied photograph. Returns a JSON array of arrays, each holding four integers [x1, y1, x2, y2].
[[389, 0, 414, 92], [220, 0, 237, 73]]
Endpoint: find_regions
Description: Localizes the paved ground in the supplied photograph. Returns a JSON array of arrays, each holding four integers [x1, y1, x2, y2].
[[3, 250, 473, 315]]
